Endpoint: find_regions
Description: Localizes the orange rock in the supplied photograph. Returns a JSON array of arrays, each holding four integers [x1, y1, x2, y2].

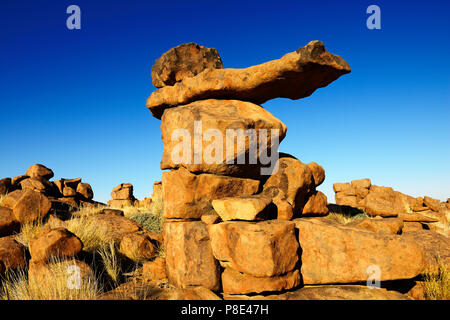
[[25, 164, 54, 180], [294, 218, 426, 284], [0, 206, 19, 237], [3, 189, 52, 224], [160, 99, 287, 177], [347, 217, 403, 235], [423, 196, 441, 212], [165, 287, 222, 300], [29, 228, 83, 262], [307, 162, 325, 187], [263, 156, 314, 214], [164, 221, 220, 291], [207, 220, 299, 277], [0, 178, 12, 195], [335, 193, 359, 207], [351, 178, 371, 189], [119, 232, 155, 261], [272, 193, 294, 220], [201, 212, 221, 225], [151, 43, 223, 88], [107, 199, 134, 208], [212, 195, 272, 221], [162, 168, 259, 219], [147, 41, 351, 119], [333, 182, 353, 193], [402, 221, 426, 232], [76, 182, 93, 200], [143, 257, 167, 282], [222, 268, 300, 295], [359, 186, 412, 217], [398, 211, 440, 222], [301, 191, 329, 216], [86, 214, 140, 243], [111, 183, 134, 200], [0, 235, 26, 275]]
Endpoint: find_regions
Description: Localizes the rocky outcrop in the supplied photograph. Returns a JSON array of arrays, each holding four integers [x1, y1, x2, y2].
[[0, 235, 27, 275], [107, 183, 136, 208], [147, 41, 350, 119]]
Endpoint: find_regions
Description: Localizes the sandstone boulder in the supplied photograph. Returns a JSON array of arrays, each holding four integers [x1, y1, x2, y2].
[[111, 183, 134, 200], [207, 220, 298, 277], [423, 196, 441, 212], [163, 221, 220, 291], [86, 214, 141, 243], [307, 162, 325, 187], [301, 191, 328, 216], [222, 268, 300, 295], [398, 211, 440, 222], [119, 232, 156, 261], [212, 195, 272, 221], [0, 235, 26, 275], [151, 42, 223, 88], [76, 182, 94, 200], [11, 175, 29, 188], [29, 228, 83, 262], [147, 41, 351, 119], [162, 168, 259, 219], [20, 177, 56, 195], [359, 186, 412, 217], [2, 189, 52, 224], [262, 156, 314, 214], [351, 178, 371, 189], [143, 257, 167, 283], [201, 212, 221, 225], [0, 178, 12, 195], [25, 164, 54, 180], [161, 99, 287, 177], [294, 218, 426, 284], [0, 206, 19, 237], [347, 217, 404, 235]]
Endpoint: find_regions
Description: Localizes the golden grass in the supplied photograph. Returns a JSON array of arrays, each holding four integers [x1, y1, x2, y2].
[[14, 219, 44, 247], [423, 261, 450, 300], [65, 216, 107, 253], [326, 212, 354, 225], [0, 258, 101, 300], [72, 204, 106, 218], [98, 242, 121, 285], [0, 193, 5, 206]]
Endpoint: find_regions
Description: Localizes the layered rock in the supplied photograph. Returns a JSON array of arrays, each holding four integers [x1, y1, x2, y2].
[[147, 40, 351, 119], [107, 183, 136, 208]]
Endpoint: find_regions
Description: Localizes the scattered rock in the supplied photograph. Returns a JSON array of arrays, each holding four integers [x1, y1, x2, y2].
[[207, 220, 298, 277], [151, 42, 223, 88], [147, 41, 351, 119]]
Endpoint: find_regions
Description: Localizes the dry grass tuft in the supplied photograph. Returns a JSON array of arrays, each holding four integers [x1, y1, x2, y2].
[[98, 242, 122, 285], [72, 205, 106, 218], [65, 216, 107, 253], [0, 258, 101, 300], [423, 260, 450, 300], [14, 219, 45, 247]]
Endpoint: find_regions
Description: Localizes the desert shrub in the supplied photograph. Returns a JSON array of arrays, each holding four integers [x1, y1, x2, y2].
[[423, 262, 450, 300], [127, 212, 163, 234]]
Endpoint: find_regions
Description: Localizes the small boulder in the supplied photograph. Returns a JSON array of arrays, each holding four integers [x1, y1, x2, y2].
[[423, 196, 441, 212], [29, 228, 83, 262], [212, 195, 272, 221], [301, 191, 329, 216], [306, 162, 325, 187], [76, 183, 94, 200], [119, 232, 155, 261], [0, 236, 26, 275], [347, 217, 404, 235], [143, 257, 167, 282]]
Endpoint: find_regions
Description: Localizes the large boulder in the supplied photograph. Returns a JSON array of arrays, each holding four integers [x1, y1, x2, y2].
[[147, 41, 351, 119], [25, 164, 54, 180], [85, 214, 141, 243], [76, 183, 94, 200], [20, 177, 57, 195], [423, 196, 441, 212], [222, 268, 300, 295], [29, 228, 83, 262], [160, 99, 287, 177], [301, 191, 329, 216], [1, 189, 52, 224], [262, 156, 314, 214], [306, 162, 325, 187], [359, 186, 411, 217], [162, 168, 260, 219], [294, 218, 426, 284], [0, 236, 27, 275], [0, 206, 19, 237], [207, 220, 299, 277], [163, 221, 220, 291], [151, 42, 223, 88]]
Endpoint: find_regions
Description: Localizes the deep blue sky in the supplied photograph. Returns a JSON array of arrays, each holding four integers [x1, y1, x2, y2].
[[1, 0, 449, 203]]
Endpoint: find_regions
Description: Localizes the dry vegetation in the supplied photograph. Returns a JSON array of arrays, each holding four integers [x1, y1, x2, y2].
[[423, 260, 449, 300]]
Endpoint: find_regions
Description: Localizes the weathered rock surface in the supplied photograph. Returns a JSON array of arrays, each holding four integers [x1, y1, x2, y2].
[[0, 206, 19, 237], [142, 257, 167, 282], [307, 162, 325, 187], [0, 178, 12, 195], [162, 168, 260, 219], [163, 221, 220, 291], [29, 228, 83, 262], [86, 214, 141, 243], [301, 191, 329, 216], [76, 183, 94, 200], [207, 220, 298, 277], [151, 42, 223, 88], [359, 186, 411, 217], [161, 99, 287, 177], [147, 41, 351, 119], [222, 268, 300, 295], [262, 156, 314, 214], [111, 183, 134, 200], [25, 164, 54, 180], [294, 218, 426, 284], [0, 235, 26, 275], [2, 189, 52, 223], [212, 195, 272, 221], [119, 232, 156, 261], [423, 196, 441, 212], [347, 217, 404, 235]]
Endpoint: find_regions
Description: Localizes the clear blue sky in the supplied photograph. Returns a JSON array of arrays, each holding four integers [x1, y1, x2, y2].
[[1, 0, 449, 203]]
